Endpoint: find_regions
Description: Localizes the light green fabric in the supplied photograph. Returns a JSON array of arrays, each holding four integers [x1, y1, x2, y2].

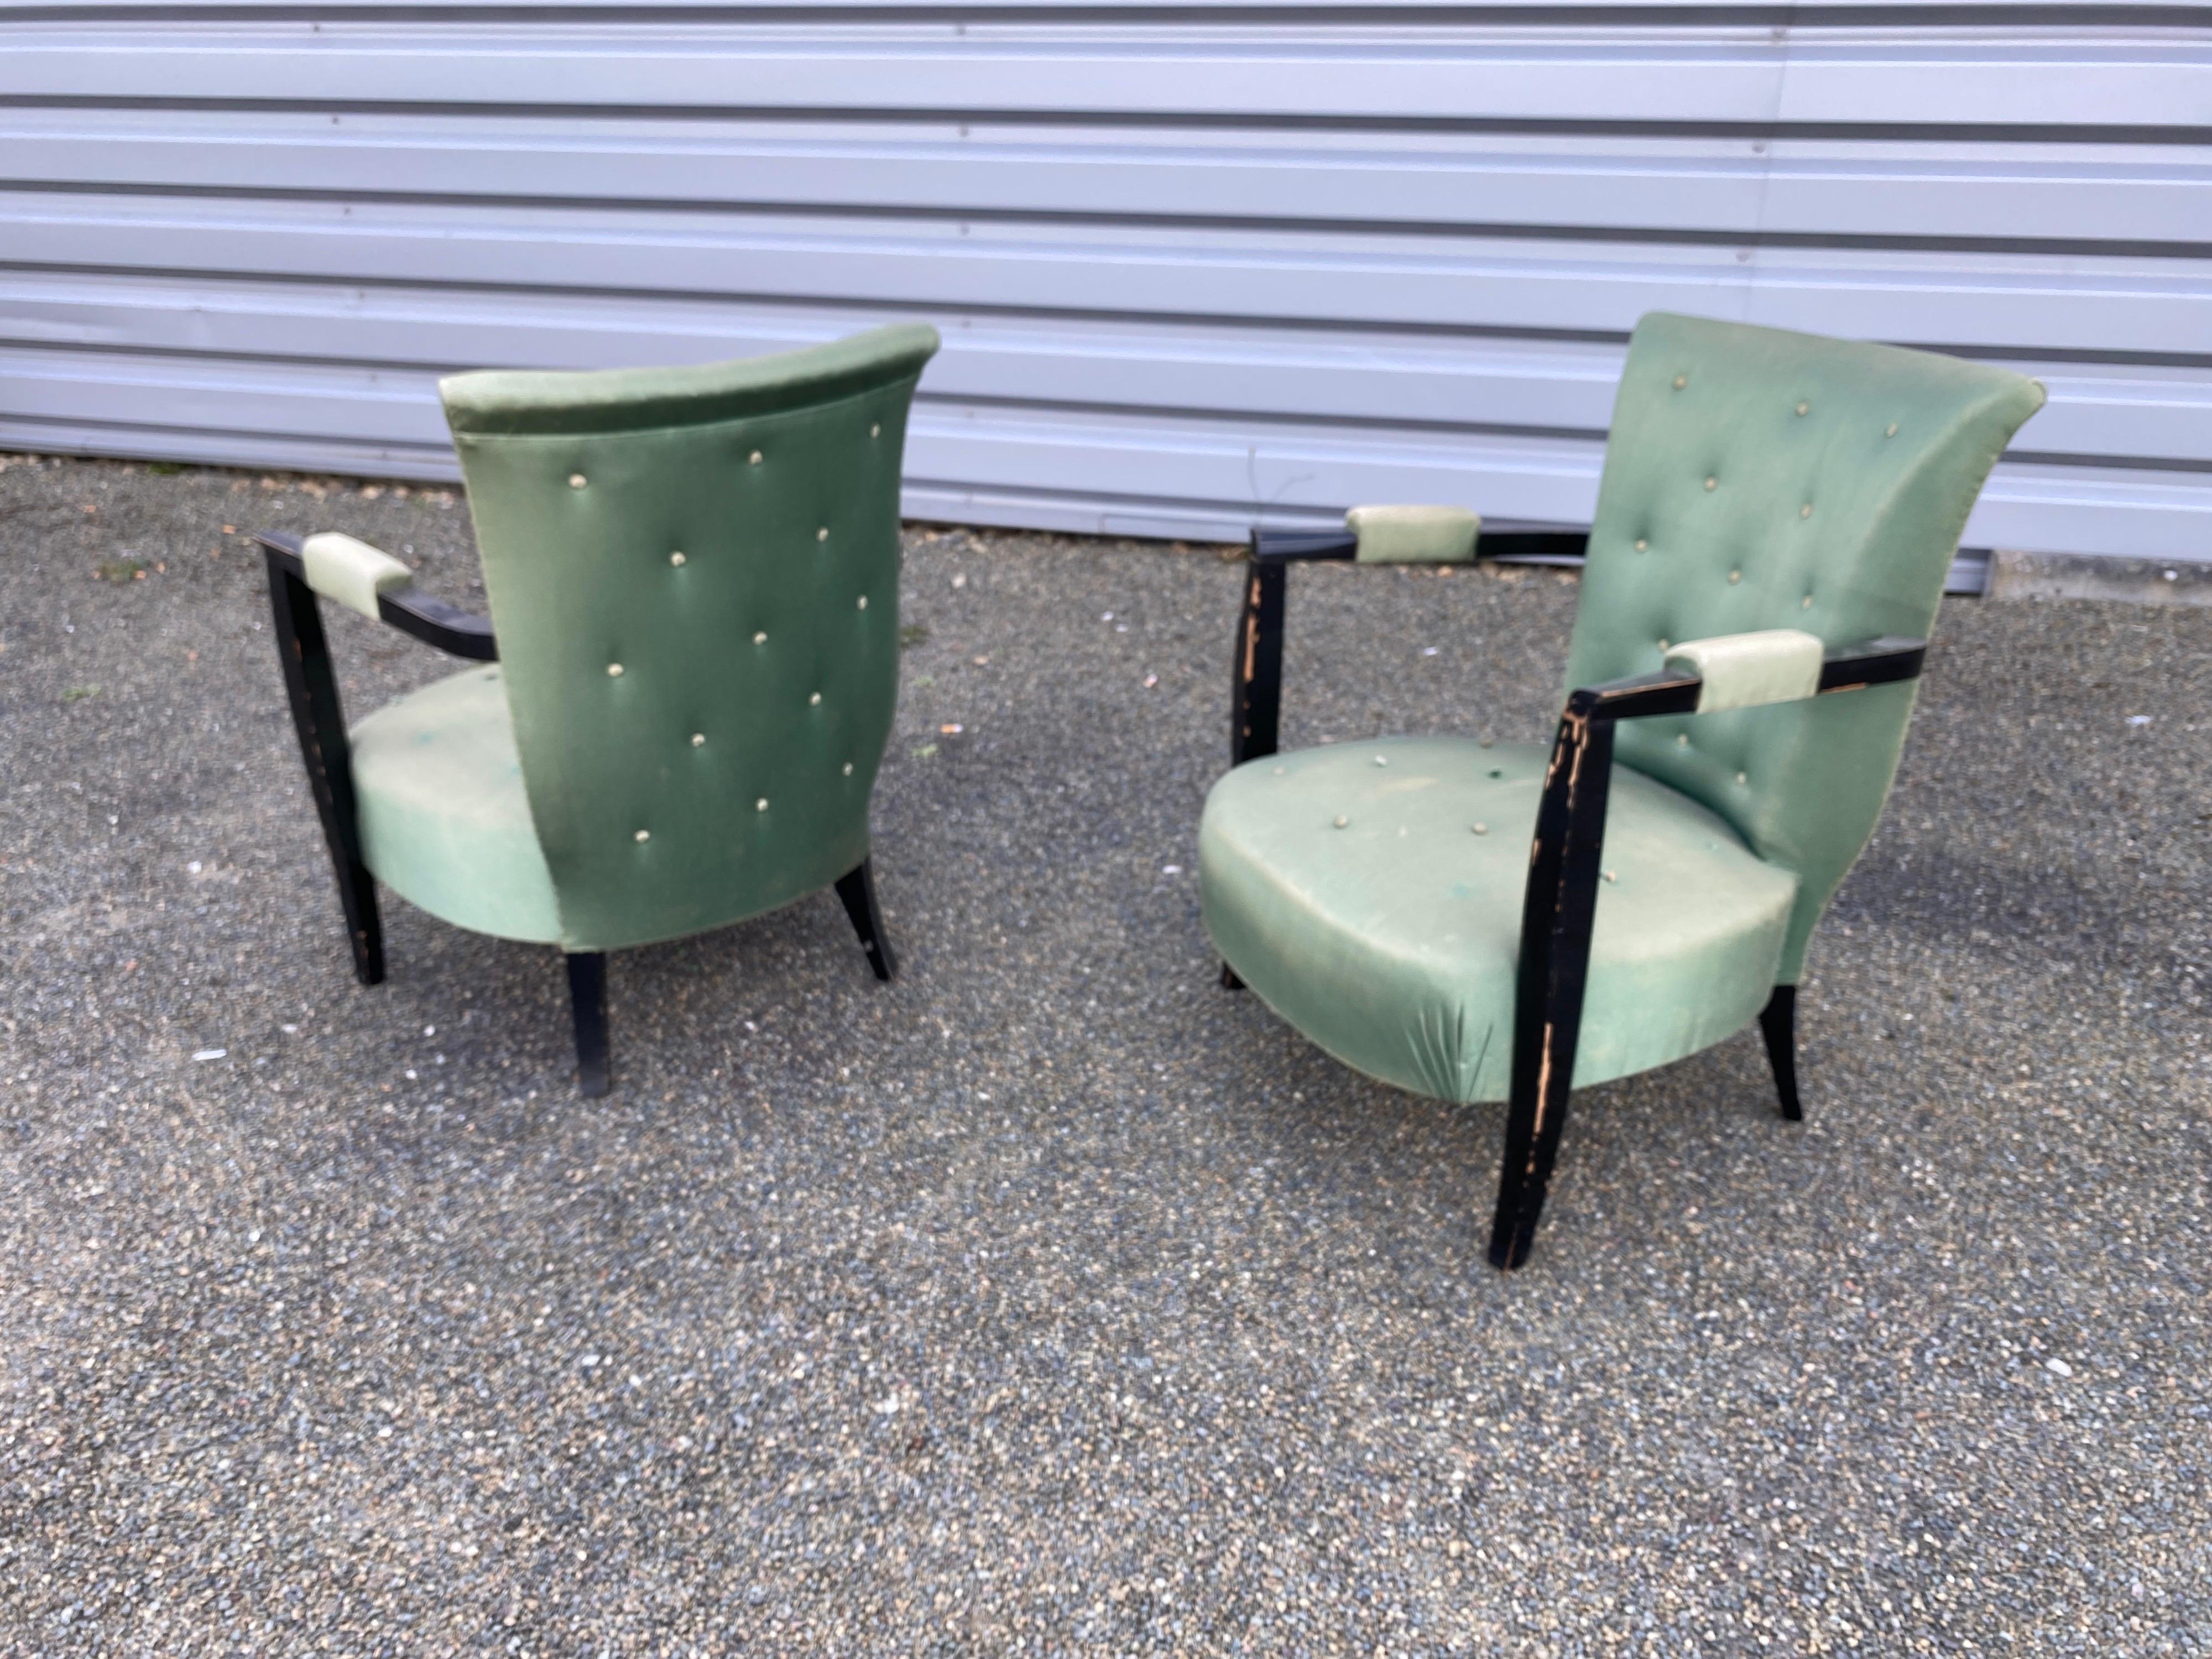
[[435, 322, 940, 951], [302, 531, 413, 619], [349, 665, 562, 944], [1199, 737, 1798, 1103], [1569, 312, 2044, 980], [1347, 504, 1481, 564], [1665, 629, 1824, 713]]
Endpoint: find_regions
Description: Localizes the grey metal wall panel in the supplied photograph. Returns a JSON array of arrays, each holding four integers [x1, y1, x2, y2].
[[2, 2, 2208, 561]]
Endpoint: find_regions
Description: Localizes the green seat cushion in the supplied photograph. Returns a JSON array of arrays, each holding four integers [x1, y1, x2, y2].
[[1199, 737, 1800, 1103], [349, 665, 562, 945]]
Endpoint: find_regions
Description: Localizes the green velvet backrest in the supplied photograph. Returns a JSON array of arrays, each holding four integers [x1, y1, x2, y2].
[[1564, 313, 2045, 981], [440, 323, 941, 952]]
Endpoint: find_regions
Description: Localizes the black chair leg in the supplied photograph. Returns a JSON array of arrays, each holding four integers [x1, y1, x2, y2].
[[1488, 1072, 1579, 1271], [1759, 984, 1802, 1121], [833, 858, 896, 982], [566, 951, 610, 1098], [267, 551, 383, 985], [1219, 962, 1245, 990]]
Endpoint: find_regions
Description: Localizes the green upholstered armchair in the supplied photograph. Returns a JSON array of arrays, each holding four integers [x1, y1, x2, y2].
[[259, 324, 941, 1095], [1199, 312, 2046, 1270]]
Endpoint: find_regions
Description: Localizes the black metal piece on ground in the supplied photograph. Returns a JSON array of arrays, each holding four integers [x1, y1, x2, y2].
[[834, 858, 897, 982], [1484, 635, 1928, 1270], [265, 547, 384, 985], [1759, 984, 1803, 1120], [566, 951, 610, 1098], [253, 531, 498, 661], [1220, 962, 1245, 990]]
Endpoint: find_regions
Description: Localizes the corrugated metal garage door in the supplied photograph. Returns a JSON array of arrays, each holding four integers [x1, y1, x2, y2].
[[3, 2, 2208, 562]]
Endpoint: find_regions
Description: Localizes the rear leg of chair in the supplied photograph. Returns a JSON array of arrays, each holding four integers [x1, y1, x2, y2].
[[1758, 984, 1802, 1121], [566, 951, 610, 1098], [834, 858, 897, 982]]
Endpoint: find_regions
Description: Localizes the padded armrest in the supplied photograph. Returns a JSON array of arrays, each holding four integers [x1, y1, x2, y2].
[[1345, 504, 1481, 565], [301, 532, 414, 619], [1662, 629, 1824, 713]]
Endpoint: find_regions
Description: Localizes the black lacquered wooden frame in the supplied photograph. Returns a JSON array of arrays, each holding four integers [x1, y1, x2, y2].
[[259, 530, 500, 994], [1223, 526, 1926, 1270]]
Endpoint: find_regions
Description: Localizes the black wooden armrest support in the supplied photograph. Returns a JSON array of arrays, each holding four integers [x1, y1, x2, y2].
[[1229, 528, 1360, 764], [1490, 633, 1928, 1270], [256, 529, 498, 989], [253, 531, 498, 660], [1566, 635, 1927, 724]]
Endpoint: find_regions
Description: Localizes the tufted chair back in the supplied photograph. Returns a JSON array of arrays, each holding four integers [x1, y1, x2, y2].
[[1564, 312, 2044, 980], [440, 324, 940, 952]]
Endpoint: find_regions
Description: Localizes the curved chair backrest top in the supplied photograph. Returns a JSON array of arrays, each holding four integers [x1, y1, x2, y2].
[[1564, 312, 2044, 980], [441, 322, 941, 952]]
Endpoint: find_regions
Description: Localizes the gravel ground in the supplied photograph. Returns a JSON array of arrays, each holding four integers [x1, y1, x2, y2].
[[1, 453, 2206, 1657]]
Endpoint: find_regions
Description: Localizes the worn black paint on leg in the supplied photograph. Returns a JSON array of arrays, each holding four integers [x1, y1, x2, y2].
[[1489, 709, 1616, 1272], [1230, 552, 1286, 767]]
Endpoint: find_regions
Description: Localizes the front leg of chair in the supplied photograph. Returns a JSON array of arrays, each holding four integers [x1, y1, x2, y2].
[[1488, 704, 1616, 1271], [1758, 985, 1803, 1120], [834, 858, 897, 982], [565, 951, 611, 1097], [266, 551, 384, 985]]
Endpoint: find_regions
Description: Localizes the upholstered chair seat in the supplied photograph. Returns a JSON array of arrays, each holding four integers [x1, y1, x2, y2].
[[347, 664, 562, 945], [1201, 734, 1798, 1104]]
